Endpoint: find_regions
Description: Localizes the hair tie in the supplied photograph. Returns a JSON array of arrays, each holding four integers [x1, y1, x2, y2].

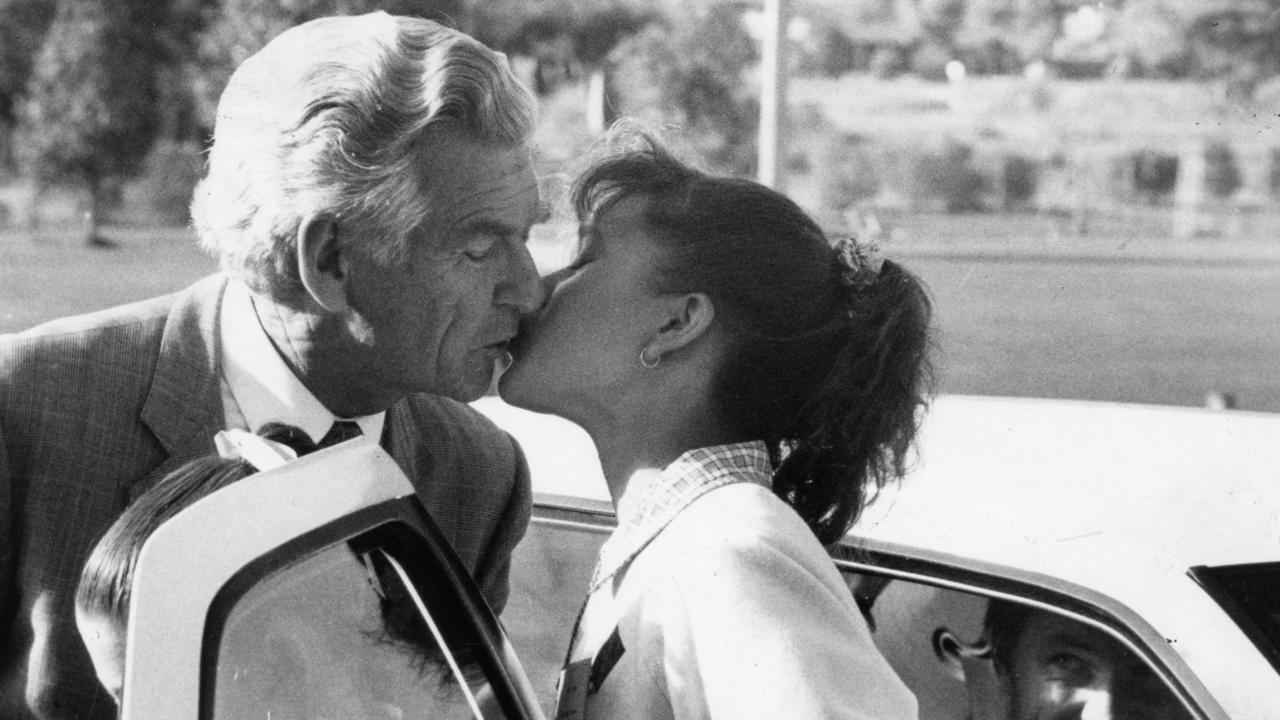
[[214, 428, 298, 472], [833, 235, 884, 288]]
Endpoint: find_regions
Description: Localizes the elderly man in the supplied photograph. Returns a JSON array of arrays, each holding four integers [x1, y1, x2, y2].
[[0, 13, 544, 719]]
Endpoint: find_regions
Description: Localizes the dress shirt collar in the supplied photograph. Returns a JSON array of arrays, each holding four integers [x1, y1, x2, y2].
[[591, 441, 772, 592], [220, 279, 384, 444]]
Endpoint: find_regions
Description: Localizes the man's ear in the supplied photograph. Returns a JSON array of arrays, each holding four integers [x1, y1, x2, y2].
[[934, 628, 1011, 720], [934, 628, 978, 682], [297, 214, 349, 312], [644, 293, 716, 362]]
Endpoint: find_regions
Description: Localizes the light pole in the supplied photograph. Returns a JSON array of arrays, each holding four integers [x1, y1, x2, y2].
[[758, 0, 788, 190]]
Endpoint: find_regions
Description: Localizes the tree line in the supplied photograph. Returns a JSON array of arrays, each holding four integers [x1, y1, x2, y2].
[[0, 0, 1275, 243]]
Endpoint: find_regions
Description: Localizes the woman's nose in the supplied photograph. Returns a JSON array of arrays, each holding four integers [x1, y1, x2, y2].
[[500, 242, 546, 314]]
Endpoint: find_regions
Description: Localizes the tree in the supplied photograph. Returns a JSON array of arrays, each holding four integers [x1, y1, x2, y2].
[[1185, 1, 1280, 98], [192, 0, 462, 129], [19, 0, 164, 244], [610, 4, 759, 175], [0, 0, 56, 169]]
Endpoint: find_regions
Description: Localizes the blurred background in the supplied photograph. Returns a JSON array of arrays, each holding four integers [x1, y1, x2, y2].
[[1, 0, 1278, 410]]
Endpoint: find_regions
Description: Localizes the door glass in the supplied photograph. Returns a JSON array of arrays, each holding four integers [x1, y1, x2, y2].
[[844, 571, 1197, 720], [502, 518, 609, 716], [210, 542, 499, 720]]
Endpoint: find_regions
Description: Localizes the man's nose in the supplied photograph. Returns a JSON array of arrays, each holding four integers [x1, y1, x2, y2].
[[1069, 689, 1112, 720], [499, 240, 546, 314]]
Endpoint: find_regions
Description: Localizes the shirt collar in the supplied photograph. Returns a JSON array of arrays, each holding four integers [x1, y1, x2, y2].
[[220, 280, 384, 444], [591, 441, 772, 592]]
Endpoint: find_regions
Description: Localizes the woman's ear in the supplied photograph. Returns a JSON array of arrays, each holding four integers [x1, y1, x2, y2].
[[296, 214, 349, 313], [644, 293, 716, 362]]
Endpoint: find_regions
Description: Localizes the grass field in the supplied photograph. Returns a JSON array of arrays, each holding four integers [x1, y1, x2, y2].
[[4, 222, 1279, 413]]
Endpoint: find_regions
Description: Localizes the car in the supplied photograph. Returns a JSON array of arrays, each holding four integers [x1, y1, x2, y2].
[[482, 394, 1280, 720], [115, 394, 1279, 719]]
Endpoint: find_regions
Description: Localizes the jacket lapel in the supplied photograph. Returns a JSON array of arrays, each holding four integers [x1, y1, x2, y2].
[[131, 275, 229, 501], [382, 398, 433, 492]]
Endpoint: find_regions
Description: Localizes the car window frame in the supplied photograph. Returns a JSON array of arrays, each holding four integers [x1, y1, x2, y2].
[[122, 442, 546, 720], [199, 498, 544, 720], [830, 537, 1224, 720], [522, 494, 1222, 720]]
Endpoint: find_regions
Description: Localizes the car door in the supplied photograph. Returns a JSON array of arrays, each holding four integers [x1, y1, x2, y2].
[[121, 441, 546, 720]]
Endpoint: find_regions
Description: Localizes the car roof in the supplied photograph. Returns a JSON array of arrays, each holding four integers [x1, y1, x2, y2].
[[857, 393, 1279, 579], [852, 395, 1280, 720], [476, 394, 1280, 572]]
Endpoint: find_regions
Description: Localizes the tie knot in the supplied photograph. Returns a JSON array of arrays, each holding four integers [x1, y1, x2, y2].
[[318, 419, 364, 449]]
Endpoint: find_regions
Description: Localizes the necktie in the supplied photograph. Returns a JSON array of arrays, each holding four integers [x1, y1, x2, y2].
[[318, 419, 364, 449]]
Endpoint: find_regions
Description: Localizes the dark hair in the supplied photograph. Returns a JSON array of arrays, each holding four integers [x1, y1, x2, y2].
[[75, 424, 312, 627], [75, 456, 255, 627], [982, 599, 1032, 671], [573, 132, 934, 544]]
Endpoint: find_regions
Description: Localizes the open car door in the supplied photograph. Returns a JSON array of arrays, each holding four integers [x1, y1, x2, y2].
[[119, 440, 545, 720]]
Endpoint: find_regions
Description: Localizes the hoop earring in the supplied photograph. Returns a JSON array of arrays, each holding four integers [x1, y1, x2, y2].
[[639, 347, 661, 369]]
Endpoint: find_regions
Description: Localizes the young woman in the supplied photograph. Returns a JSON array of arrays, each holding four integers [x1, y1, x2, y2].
[[499, 133, 933, 720]]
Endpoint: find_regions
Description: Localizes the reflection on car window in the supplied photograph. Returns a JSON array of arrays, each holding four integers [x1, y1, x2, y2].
[[211, 542, 495, 720], [844, 572, 1195, 720], [502, 518, 610, 716]]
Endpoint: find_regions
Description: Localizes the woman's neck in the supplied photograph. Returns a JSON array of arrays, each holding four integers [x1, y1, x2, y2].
[[587, 408, 738, 507]]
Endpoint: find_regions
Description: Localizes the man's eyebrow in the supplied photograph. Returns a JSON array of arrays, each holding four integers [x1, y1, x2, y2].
[[459, 217, 521, 238], [1045, 631, 1108, 655]]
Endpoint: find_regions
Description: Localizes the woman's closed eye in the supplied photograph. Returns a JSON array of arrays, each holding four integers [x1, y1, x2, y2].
[[565, 254, 593, 272]]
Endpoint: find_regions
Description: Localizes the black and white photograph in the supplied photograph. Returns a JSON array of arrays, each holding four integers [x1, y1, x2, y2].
[[1, 1, 1277, 719]]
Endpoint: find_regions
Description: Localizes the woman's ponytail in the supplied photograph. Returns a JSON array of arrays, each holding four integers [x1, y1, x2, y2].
[[772, 257, 934, 545]]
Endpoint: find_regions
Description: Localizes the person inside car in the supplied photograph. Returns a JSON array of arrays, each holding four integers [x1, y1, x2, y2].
[[0, 13, 544, 719], [936, 599, 1195, 720], [498, 130, 932, 720], [74, 428, 296, 706]]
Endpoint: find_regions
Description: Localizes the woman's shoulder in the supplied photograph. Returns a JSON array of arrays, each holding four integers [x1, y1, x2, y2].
[[632, 482, 843, 597]]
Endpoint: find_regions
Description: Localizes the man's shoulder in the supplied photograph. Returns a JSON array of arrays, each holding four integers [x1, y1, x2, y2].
[[0, 276, 224, 401], [1, 294, 173, 356], [399, 393, 513, 448]]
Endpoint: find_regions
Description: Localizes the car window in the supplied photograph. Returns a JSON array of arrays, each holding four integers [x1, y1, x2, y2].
[[502, 515, 611, 717], [200, 519, 531, 720], [209, 544, 484, 719], [842, 569, 1199, 720]]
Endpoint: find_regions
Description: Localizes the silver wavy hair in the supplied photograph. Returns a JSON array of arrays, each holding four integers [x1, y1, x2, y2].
[[190, 12, 537, 296]]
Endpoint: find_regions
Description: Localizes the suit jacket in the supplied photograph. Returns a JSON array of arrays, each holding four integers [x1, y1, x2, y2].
[[0, 274, 532, 720]]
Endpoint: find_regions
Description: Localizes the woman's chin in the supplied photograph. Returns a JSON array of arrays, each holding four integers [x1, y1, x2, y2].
[[495, 365, 539, 409]]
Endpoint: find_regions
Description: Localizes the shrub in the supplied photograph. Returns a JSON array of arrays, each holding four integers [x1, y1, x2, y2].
[[127, 139, 205, 226], [816, 133, 881, 213], [1203, 141, 1241, 199], [1002, 154, 1039, 208], [1133, 149, 1178, 203], [911, 140, 987, 213]]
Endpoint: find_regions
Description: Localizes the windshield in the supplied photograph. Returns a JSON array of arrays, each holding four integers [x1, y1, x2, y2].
[[1191, 562, 1280, 675]]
